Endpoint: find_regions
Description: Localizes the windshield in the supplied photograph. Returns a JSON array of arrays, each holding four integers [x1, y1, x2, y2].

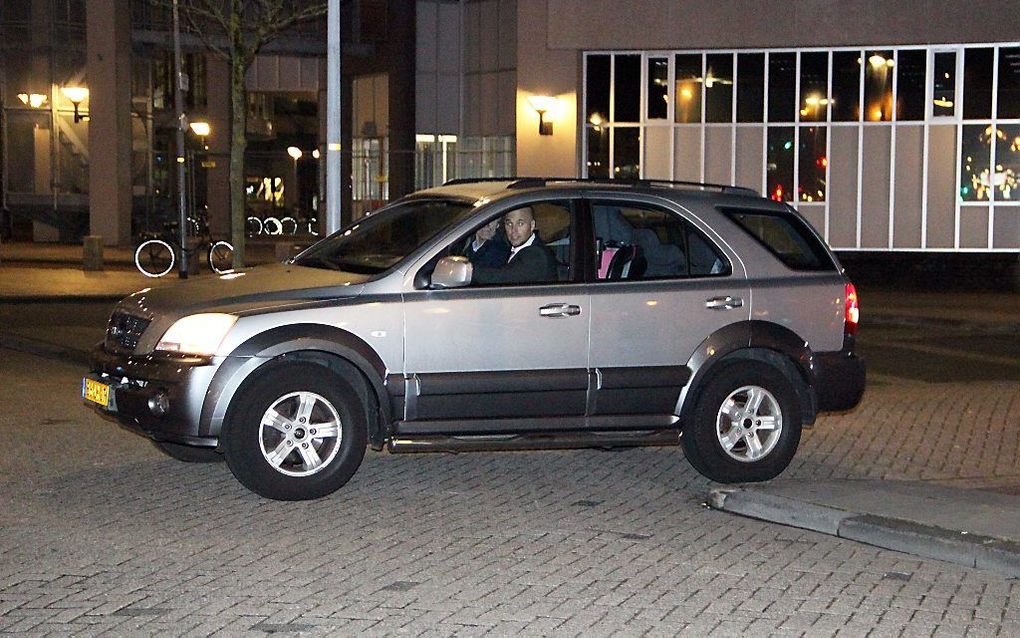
[[293, 198, 475, 274]]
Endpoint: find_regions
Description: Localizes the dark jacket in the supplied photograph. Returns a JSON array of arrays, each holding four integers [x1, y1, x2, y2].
[[463, 236, 511, 269], [472, 235, 559, 285]]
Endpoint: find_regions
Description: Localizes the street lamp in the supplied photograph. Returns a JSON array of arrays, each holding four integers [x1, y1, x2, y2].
[[189, 121, 210, 149], [61, 86, 89, 122], [287, 147, 302, 212]]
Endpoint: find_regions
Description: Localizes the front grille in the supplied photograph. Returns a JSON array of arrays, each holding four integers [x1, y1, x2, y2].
[[105, 312, 151, 353]]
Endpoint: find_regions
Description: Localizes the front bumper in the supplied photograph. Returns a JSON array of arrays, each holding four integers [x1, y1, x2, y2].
[[84, 345, 220, 447], [814, 336, 866, 412]]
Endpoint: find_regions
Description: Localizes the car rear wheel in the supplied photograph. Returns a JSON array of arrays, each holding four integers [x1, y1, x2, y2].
[[222, 363, 366, 500], [681, 361, 801, 483]]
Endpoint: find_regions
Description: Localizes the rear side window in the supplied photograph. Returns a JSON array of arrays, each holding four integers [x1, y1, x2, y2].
[[721, 208, 836, 271]]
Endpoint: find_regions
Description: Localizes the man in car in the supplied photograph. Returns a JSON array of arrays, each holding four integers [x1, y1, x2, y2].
[[472, 206, 558, 285]]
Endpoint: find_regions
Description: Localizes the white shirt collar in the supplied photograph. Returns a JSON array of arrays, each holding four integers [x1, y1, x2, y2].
[[508, 233, 536, 261]]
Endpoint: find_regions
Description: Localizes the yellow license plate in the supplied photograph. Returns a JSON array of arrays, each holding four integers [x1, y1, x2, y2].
[[82, 377, 111, 408]]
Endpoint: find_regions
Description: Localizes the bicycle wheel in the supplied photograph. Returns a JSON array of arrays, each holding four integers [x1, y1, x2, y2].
[[279, 216, 298, 235], [246, 216, 263, 236], [263, 216, 283, 236], [208, 240, 235, 274], [135, 239, 175, 277]]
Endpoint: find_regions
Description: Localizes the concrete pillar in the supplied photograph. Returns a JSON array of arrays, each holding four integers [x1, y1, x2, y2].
[[205, 56, 232, 238], [86, 0, 133, 246]]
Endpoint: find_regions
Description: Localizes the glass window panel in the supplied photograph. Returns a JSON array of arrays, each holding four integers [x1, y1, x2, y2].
[[647, 57, 668, 120], [960, 124, 992, 201], [613, 54, 641, 122], [736, 53, 765, 123], [586, 126, 609, 178], [766, 127, 794, 201], [864, 49, 894, 121], [896, 50, 926, 121], [963, 48, 993, 120], [996, 47, 1020, 119], [994, 125, 1020, 201], [831, 51, 861, 121], [705, 53, 734, 123], [933, 51, 957, 117], [585, 55, 610, 124], [674, 54, 702, 123], [767, 52, 796, 122], [613, 128, 641, 179], [799, 52, 829, 122], [799, 127, 827, 203]]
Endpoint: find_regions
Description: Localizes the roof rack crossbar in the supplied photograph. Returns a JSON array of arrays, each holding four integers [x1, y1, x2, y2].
[[442, 176, 757, 196]]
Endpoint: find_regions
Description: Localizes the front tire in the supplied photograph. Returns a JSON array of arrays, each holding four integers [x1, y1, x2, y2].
[[135, 239, 175, 277], [222, 363, 367, 500], [681, 361, 802, 483], [207, 240, 234, 274]]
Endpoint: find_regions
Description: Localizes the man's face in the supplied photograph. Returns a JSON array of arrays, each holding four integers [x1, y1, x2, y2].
[[504, 208, 536, 248], [475, 218, 500, 242]]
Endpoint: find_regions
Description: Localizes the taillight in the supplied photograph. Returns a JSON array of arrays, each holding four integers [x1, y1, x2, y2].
[[844, 282, 860, 336]]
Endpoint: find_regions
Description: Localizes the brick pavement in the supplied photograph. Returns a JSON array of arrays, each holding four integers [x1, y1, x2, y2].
[[2, 349, 1020, 636]]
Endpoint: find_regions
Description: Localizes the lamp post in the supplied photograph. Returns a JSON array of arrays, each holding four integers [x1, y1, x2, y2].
[[287, 146, 302, 212]]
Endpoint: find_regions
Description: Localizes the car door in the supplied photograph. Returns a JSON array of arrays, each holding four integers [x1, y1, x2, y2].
[[399, 199, 590, 432], [585, 195, 751, 419]]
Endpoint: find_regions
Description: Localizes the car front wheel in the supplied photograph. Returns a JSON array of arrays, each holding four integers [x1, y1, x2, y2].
[[681, 361, 802, 483], [223, 363, 367, 500]]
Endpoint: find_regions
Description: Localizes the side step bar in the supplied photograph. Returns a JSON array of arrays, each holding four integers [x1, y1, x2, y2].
[[388, 429, 681, 454]]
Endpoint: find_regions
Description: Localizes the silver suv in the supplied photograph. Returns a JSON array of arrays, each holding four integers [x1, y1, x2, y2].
[[83, 178, 865, 500]]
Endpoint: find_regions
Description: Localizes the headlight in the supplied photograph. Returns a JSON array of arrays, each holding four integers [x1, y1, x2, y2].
[[156, 313, 237, 356]]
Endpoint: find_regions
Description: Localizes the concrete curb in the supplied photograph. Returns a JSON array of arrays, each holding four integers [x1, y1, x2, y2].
[[708, 488, 1020, 578], [0, 333, 91, 366]]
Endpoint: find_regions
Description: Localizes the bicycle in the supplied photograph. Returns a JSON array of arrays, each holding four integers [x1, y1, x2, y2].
[[134, 213, 234, 277]]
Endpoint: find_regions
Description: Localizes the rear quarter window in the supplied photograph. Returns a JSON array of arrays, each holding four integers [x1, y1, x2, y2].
[[720, 207, 836, 272]]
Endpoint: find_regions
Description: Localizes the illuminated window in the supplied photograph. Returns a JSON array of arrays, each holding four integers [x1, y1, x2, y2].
[[674, 54, 702, 124], [932, 51, 957, 117], [960, 124, 991, 201], [799, 127, 827, 203], [864, 50, 894, 121], [995, 125, 1020, 201], [767, 127, 794, 202], [799, 52, 829, 123]]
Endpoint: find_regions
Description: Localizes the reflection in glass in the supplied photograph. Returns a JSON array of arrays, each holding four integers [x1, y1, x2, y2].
[[799, 127, 827, 202], [933, 51, 957, 117], [994, 125, 1020, 201], [675, 54, 702, 123], [614, 128, 641, 179], [997, 48, 1020, 119], [768, 52, 796, 122], [736, 53, 765, 123], [614, 55, 641, 122], [586, 126, 609, 178], [585, 55, 610, 124], [831, 51, 861, 121], [864, 50, 894, 121], [896, 50, 926, 121], [766, 127, 794, 202], [647, 57, 668, 120], [799, 52, 829, 122], [705, 53, 734, 123], [963, 48, 993, 120], [960, 124, 991, 201]]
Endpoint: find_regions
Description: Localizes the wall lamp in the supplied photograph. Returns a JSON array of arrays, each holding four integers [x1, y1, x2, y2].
[[17, 93, 48, 109], [61, 86, 90, 122], [527, 95, 558, 136]]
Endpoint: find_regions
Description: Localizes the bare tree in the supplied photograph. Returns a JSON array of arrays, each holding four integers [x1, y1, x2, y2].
[[170, 0, 327, 267]]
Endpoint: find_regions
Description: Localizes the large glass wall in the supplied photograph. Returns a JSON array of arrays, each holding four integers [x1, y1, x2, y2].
[[583, 44, 1020, 252]]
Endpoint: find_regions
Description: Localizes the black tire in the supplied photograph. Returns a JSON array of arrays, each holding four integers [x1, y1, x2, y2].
[[153, 440, 224, 463], [222, 363, 367, 500], [207, 240, 234, 274], [135, 239, 175, 277], [681, 361, 802, 483]]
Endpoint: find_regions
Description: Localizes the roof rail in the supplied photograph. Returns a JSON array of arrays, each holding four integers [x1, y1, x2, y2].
[[442, 176, 758, 196]]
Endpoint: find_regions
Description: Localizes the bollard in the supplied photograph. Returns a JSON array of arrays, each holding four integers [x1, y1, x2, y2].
[[82, 235, 104, 271]]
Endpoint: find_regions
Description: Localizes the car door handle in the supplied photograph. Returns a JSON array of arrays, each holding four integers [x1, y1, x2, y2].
[[705, 296, 743, 310], [539, 304, 582, 318]]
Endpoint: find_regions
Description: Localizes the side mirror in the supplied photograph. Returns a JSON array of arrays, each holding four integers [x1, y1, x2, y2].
[[430, 256, 472, 289]]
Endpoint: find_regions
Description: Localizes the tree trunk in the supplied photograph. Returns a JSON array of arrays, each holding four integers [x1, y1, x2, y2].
[[229, 38, 247, 267]]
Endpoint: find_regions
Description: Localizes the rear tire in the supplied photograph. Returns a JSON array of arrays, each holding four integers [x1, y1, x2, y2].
[[207, 240, 234, 274], [135, 239, 175, 277], [222, 363, 367, 500], [153, 440, 223, 463], [681, 361, 801, 483]]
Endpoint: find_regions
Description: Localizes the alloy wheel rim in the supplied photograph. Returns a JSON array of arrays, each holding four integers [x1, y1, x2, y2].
[[715, 384, 783, 463], [259, 391, 343, 477]]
